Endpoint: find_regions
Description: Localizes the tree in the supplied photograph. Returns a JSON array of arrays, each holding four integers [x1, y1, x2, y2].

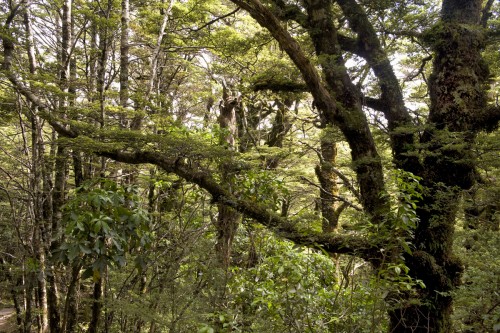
[[211, 0, 500, 330], [1, 0, 499, 332]]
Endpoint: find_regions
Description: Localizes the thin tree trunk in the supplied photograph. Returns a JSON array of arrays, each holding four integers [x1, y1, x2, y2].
[[119, 0, 129, 111], [24, 273, 34, 333], [128, 0, 174, 130], [147, 0, 174, 98], [212, 84, 241, 331], [87, 278, 103, 333], [215, 84, 240, 268], [61, 261, 81, 333], [22, 4, 49, 331], [315, 131, 347, 232]]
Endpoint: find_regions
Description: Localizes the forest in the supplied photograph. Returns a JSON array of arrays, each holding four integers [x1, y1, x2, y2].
[[0, 0, 499, 332]]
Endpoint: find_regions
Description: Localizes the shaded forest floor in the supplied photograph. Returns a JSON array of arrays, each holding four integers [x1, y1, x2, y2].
[[0, 308, 15, 333]]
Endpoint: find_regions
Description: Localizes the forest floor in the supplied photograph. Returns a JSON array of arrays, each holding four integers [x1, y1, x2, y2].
[[0, 308, 15, 333]]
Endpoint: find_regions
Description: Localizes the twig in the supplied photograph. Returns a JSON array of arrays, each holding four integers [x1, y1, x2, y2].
[[299, 176, 362, 211], [191, 8, 240, 32]]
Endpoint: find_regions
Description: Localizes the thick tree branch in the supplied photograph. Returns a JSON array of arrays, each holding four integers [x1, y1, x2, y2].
[[363, 96, 388, 112], [230, 0, 390, 223], [251, 78, 390, 118], [230, 0, 337, 117], [337, 34, 361, 55], [252, 79, 307, 92], [304, 0, 391, 222], [268, 0, 308, 26], [480, 0, 495, 28], [336, 0, 421, 173], [97, 147, 381, 261]]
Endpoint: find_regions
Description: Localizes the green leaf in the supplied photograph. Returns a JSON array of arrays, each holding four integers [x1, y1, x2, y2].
[[76, 221, 85, 231], [68, 245, 80, 261], [79, 244, 92, 254], [81, 267, 93, 280], [401, 241, 413, 255], [94, 220, 102, 233]]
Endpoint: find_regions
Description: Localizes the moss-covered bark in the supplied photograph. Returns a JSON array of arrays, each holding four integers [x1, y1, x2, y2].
[[389, 0, 495, 331]]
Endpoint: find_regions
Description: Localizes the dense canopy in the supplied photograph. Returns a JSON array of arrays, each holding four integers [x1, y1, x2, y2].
[[1, 0, 499, 332]]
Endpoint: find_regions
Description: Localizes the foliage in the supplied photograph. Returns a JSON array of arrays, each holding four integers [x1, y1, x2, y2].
[[453, 228, 500, 332], [57, 179, 151, 279], [0, 0, 499, 332]]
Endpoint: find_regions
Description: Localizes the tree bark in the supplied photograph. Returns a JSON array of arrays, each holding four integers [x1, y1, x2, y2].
[[231, 0, 389, 224], [389, 0, 492, 331], [119, 0, 129, 111], [265, 98, 293, 168], [87, 278, 103, 333], [315, 130, 347, 232], [62, 262, 82, 333], [215, 84, 240, 268]]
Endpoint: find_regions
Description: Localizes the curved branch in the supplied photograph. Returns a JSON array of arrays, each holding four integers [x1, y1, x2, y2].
[[97, 146, 381, 261], [229, 0, 337, 118], [336, 0, 421, 173], [337, 34, 361, 55], [363, 96, 388, 112]]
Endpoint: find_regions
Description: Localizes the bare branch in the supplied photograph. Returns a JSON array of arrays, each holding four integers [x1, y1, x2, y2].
[[191, 8, 240, 32], [300, 175, 362, 211], [404, 55, 432, 83], [481, 0, 495, 28]]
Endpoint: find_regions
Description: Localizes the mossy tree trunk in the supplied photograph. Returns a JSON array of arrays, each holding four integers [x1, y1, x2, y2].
[[215, 83, 240, 269], [229, 0, 498, 332], [389, 0, 493, 331], [3, 0, 499, 332], [315, 129, 348, 233]]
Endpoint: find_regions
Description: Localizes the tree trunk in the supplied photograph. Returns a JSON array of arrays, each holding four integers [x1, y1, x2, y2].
[[389, 1, 490, 331], [263, 98, 294, 167], [215, 84, 240, 268], [21, 4, 49, 332], [87, 278, 103, 333], [24, 273, 34, 333], [119, 0, 129, 111], [62, 262, 81, 333], [315, 129, 347, 232]]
